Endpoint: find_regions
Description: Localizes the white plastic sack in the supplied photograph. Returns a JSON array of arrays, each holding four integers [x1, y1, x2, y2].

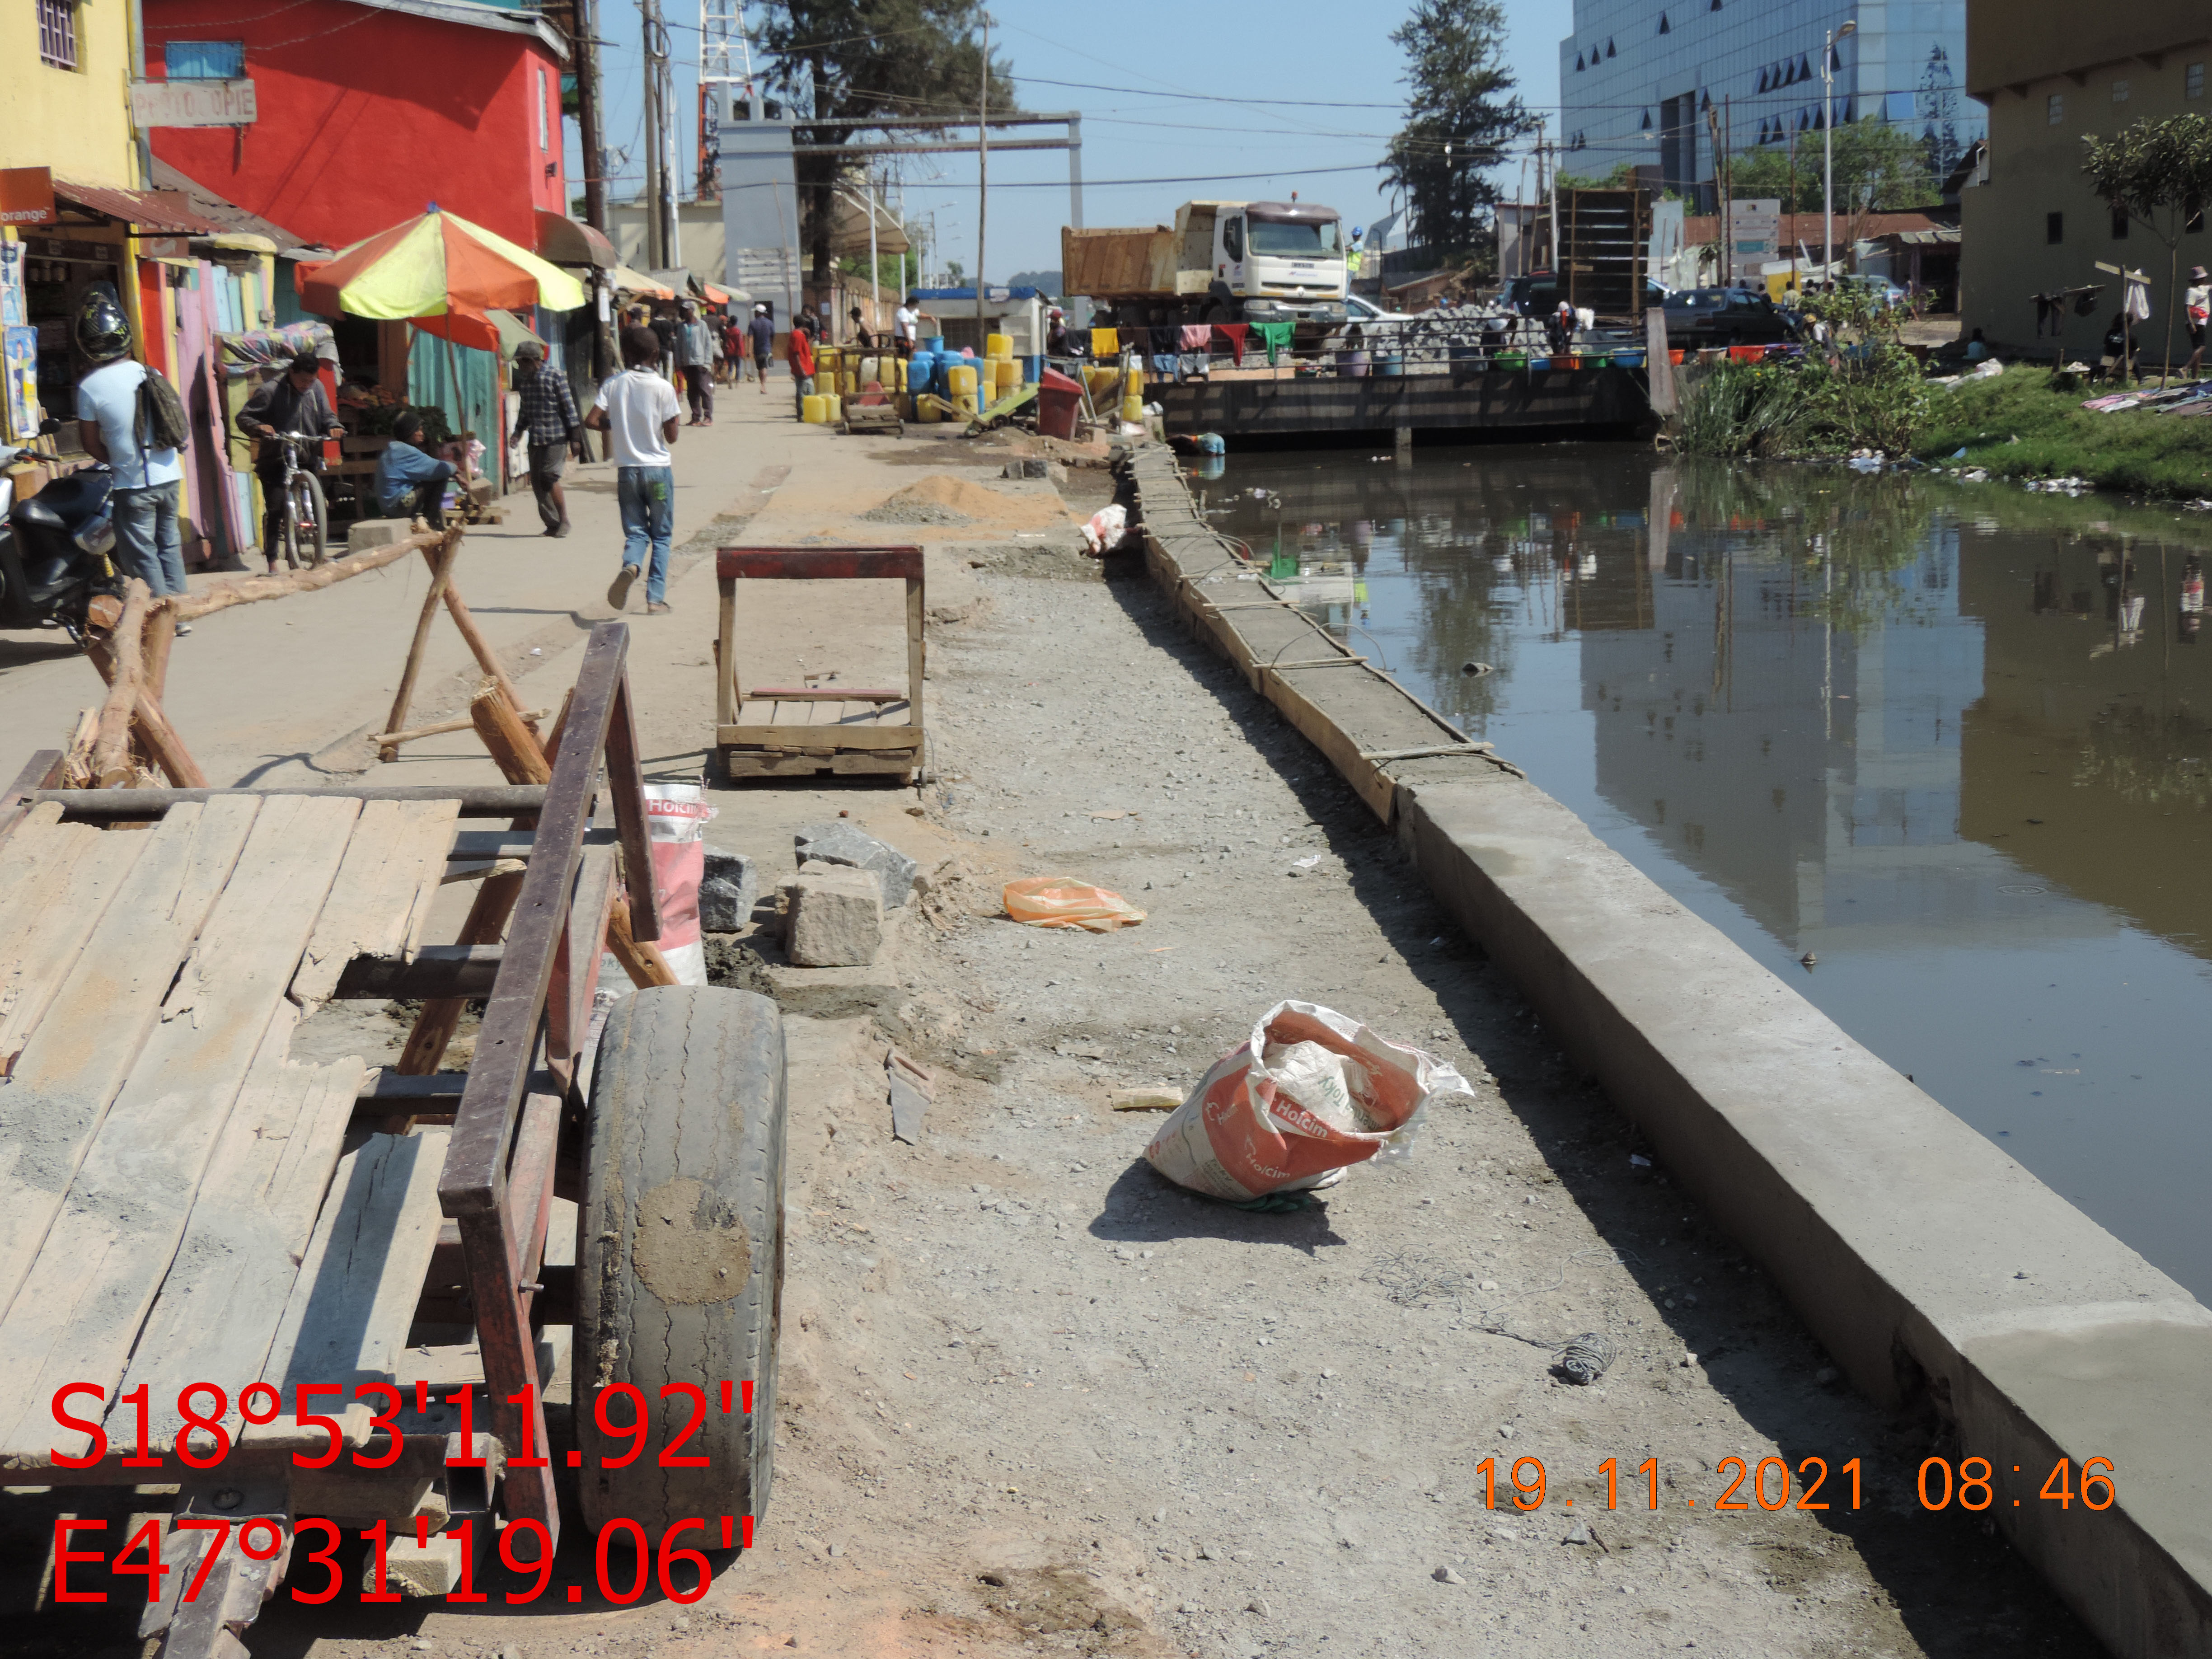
[[1144, 1001, 1469, 1202], [1082, 501, 1130, 556], [638, 780, 713, 987]]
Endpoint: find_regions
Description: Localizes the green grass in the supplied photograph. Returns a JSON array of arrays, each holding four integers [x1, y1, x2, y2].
[[1916, 372, 2212, 499]]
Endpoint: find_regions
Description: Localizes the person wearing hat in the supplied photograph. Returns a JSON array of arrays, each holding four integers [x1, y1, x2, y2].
[[1045, 306, 1074, 360], [2186, 264, 2209, 380], [747, 302, 777, 396], [508, 337, 580, 536], [238, 347, 344, 574], [72, 289, 190, 624]]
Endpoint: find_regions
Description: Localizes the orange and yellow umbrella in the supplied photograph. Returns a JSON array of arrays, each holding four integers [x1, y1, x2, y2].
[[297, 204, 586, 352]]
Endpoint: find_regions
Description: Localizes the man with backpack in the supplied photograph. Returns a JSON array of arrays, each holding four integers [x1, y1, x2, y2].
[[72, 290, 192, 629]]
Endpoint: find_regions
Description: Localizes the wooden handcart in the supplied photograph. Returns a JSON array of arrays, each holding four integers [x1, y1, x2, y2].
[[714, 544, 925, 783], [0, 621, 787, 1657]]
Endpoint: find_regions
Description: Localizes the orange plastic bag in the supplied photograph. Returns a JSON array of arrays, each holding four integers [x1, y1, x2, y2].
[[1002, 876, 1146, 932]]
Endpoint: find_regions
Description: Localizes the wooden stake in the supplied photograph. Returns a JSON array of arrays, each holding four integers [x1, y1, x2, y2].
[[61, 709, 100, 789], [91, 581, 152, 786], [371, 708, 550, 750], [604, 895, 678, 989], [380, 527, 465, 762], [141, 597, 174, 704]]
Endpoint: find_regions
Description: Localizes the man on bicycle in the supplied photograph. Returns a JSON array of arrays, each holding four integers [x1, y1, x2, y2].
[[238, 350, 344, 573]]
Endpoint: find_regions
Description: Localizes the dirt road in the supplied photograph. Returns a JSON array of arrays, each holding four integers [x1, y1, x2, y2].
[[0, 397, 2095, 1659]]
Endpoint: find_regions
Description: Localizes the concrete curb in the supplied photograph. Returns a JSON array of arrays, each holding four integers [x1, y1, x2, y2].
[[1122, 444, 2212, 1659]]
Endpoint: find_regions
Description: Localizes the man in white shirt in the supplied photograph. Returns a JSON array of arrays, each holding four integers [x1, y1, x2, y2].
[[583, 326, 682, 614], [72, 291, 189, 625], [2186, 264, 2208, 380], [894, 293, 921, 359]]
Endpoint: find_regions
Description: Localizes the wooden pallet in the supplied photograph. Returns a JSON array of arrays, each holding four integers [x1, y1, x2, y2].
[[715, 545, 925, 782]]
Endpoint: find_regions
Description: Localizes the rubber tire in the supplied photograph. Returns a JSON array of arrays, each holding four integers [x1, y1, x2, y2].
[[574, 985, 787, 1536], [287, 471, 328, 568]]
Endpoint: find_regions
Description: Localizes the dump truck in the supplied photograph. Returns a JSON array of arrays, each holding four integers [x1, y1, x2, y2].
[[1061, 200, 1350, 327]]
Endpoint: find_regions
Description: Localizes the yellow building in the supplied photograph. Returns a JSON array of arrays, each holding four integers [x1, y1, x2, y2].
[[1963, 1, 2212, 359], [3, 0, 140, 188]]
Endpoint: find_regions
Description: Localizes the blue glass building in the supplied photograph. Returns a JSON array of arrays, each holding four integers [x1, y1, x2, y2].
[[1556, 0, 1982, 209]]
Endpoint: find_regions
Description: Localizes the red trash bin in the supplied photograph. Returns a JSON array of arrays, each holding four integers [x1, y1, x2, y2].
[[1036, 367, 1083, 441]]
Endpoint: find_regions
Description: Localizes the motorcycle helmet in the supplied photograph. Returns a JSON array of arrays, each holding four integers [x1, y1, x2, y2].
[[75, 289, 132, 364]]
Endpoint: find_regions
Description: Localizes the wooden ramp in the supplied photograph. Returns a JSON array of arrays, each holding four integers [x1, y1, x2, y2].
[[0, 795, 460, 1468]]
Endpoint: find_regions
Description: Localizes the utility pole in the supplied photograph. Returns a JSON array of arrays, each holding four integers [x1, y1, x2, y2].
[[574, 0, 609, 231], [975, 10, 991, 333], [641, 0, 664, 267], [1705, 101, 1726, 283], [1787, 126, 1797, 292]]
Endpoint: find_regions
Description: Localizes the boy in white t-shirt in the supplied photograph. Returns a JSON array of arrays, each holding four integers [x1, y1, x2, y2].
[[584, 326, 683, 614]]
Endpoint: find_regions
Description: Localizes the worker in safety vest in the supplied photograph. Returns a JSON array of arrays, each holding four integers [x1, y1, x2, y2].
[[1346, 225, 1365, 279]]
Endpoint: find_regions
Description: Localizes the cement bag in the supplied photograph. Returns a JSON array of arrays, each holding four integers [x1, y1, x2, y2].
[[638, 780, 714, 985], [1144, 1000, 1468, 1202], [1003, 876, 1145, 932], [1081, 502, 1129, 556]]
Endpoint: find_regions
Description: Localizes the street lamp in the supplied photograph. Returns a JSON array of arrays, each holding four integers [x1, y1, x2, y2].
[[1823, 19, 1857, 280]]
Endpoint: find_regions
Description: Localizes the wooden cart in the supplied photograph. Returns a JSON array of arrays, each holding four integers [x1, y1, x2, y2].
[[714, 544, 925, 783], [0, 622, 786, 1656]]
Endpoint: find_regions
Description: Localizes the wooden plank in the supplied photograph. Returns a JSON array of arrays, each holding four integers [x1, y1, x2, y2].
[[0, 795, 360, 1463], [717, 575, 738, 727], [716, 545, 923, 581], [604, 673, 659, 942], [108, 1003, 366, 1452], [0, 797, 260, 1321], [291, 798, 463, 1011], [242, 1129, 451, 1445], [32, 783, 548, 819], [0, 823, 148, 1073], [549, 842, 618, 1064], [0, 750, 65, 847], [906, 572, 927, 741], [715, 722, 922, 750], [722, 749, 917, 778]]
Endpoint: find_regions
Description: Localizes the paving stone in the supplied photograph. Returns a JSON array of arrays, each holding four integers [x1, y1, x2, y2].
[[700, 849, 759, 933], [788, 867, 883, 966], [795, 821, 918, 908]]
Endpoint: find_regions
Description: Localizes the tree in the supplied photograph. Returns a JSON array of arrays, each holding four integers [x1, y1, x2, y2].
[[2082, 115, 2212, 382], [1721, 119, 1938, 213], [1380, 0, 1527, 254], [755, 2, 1013, 295]]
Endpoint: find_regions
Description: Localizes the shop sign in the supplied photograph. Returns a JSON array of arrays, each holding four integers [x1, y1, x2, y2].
[[0, 169, 56, 227], [130, 79, 258, 128]]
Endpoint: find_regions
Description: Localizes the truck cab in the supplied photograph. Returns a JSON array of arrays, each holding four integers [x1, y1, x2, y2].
[[1209, 201, 1348, 324]]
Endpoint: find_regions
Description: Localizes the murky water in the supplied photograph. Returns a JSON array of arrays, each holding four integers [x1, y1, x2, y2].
[[1209, 446, 2212, 1299]]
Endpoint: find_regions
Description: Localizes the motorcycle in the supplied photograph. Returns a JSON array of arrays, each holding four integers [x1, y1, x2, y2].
[[0, 419, 123, 641]]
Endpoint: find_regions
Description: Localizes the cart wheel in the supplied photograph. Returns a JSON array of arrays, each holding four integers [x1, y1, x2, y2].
[[575, 985, 787, 1535]]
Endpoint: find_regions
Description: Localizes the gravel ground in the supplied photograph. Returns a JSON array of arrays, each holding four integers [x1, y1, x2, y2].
[[0, 441, 2100, 1659]]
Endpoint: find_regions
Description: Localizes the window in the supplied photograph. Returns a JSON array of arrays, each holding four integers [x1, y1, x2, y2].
[[2047, 212, 2064, 244], [1221, 217, 1243, 262], [2112, 206, 2130, 239], [2113, 78, 2130, 103], [538, 67, 550, 150], [36, 0, 77, 69], [2048, 93, 2064, 124], [1247, 215, 1341, 257], [164, 40, 245, 79], [2188, 62, 2205, 99]]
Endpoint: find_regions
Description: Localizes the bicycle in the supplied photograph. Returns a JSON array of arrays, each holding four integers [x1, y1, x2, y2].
[[267, 432, 328, 570]]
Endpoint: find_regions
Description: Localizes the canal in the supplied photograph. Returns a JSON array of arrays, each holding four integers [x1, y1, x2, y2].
[[1208, 446, 2212, 1300]]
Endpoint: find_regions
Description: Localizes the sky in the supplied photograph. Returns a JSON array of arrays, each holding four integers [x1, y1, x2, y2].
[[571, 0, 1569, 282]]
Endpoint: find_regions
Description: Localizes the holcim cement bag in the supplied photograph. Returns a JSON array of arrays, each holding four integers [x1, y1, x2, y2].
[[1144, 1000, 1468, 1202], [638, 780, 713, 986]]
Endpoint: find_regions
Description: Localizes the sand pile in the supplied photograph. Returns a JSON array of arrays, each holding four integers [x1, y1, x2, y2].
[[859, 475, 1071, 530]]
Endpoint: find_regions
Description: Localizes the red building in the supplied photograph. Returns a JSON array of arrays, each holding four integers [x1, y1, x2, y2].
[[145, 0, 569, 252]]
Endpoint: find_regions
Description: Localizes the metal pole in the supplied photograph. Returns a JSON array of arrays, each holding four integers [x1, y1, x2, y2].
[[1545, 124, 1559, 272], [1823, 28, 1835, 279], [975, 10, 990, 331], [867, 172, 879, 337]]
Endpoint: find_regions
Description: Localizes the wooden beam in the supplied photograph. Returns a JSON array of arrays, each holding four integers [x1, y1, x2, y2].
[[171, 530, 442, 622], [379, 528, 465, 763], [332, 943, 505, 1000], [91, 580, 153, 786]]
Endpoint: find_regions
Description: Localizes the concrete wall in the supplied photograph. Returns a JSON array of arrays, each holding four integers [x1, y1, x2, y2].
[[3, 0, 139, 189], [1960, 23, 2212, 352], [1967, 0, 2207, 100], [717, 109, 800, 329], [1125, 442, 2212, 1659]]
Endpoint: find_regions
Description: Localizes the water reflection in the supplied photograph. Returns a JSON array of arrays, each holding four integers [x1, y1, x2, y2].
[[1212, 449, 2212, 1298]]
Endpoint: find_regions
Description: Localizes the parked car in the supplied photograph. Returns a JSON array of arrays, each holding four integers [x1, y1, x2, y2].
[[1343, 293, 1415, 324], [1661, 286, 1802, 347]]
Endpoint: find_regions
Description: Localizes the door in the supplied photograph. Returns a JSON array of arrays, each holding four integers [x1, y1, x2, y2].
[[1218, 216, 1246, 289]]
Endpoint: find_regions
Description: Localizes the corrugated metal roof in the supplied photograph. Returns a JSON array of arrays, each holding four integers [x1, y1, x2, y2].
[[52, 180, 217, 234], [149, 158, 314, 254]]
